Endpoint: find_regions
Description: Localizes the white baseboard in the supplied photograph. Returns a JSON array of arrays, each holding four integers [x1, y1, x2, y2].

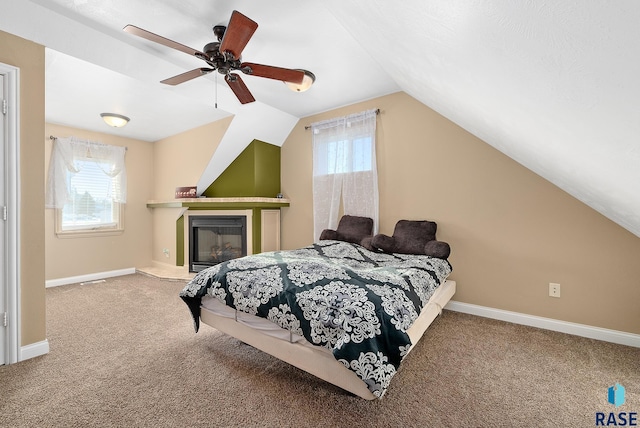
[[444, 300, 640, 349], [45, 267, 136, 288], [20, 339, 50, 361]]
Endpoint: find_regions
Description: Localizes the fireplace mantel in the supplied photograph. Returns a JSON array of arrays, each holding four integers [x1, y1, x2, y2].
[[146, 197, 290, 209]]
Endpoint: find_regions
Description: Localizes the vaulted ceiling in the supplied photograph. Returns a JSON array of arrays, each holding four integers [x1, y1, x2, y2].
[[2, 1, 639, 238]]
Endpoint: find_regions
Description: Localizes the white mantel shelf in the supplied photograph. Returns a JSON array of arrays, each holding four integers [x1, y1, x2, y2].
[[146, 197, 290, 209]]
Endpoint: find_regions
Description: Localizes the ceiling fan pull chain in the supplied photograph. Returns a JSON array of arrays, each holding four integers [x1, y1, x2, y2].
[[215, 72, 218, 109]]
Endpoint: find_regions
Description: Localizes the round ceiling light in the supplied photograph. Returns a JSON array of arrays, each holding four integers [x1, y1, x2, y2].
[[100, 113, 130, 128]]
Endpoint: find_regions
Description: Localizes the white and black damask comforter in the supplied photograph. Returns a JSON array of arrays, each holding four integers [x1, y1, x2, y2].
[[179, 240, 452, 398]]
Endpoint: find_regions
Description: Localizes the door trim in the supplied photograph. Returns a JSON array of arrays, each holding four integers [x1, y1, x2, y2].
[[1, 62, 21, 364]]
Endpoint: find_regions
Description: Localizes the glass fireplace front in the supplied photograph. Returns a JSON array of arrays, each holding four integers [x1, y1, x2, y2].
[[189, 215, 247, 272]]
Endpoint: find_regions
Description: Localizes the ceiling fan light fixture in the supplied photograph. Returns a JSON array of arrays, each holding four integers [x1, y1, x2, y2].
[[285, 70, 315, 92], [100, 113, 130, 128]]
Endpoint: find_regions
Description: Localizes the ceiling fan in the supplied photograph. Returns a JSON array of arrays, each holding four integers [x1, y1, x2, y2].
[[123, 10, 309, 104]]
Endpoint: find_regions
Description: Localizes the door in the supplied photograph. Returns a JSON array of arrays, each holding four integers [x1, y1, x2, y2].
[[0, 73, 6, 365]]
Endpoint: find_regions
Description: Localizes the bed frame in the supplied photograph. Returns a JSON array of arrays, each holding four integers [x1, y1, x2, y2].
[[199, 279, 456, 400]]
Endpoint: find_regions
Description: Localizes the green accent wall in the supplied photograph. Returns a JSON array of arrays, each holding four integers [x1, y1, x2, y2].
[[176, 215, 184, 266], [202, 140, 281, 198]]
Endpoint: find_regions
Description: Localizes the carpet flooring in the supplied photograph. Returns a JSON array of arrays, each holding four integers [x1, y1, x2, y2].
[[1, 273, 638, 427]]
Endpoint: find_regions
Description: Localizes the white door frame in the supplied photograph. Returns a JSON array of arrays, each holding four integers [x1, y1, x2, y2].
[[0, 73, 4, 365], [1, 62, 21, 365]]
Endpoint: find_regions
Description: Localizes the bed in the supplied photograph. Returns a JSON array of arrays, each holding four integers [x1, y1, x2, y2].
[[180, 239, 454, 399]]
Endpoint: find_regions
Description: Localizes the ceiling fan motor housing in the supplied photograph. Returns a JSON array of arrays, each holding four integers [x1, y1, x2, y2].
[[202, 41, 242, 74], [203, 42, 221, 57]]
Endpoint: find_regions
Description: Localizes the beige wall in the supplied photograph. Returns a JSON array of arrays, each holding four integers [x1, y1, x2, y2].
[[281, 91, 640, 335], [45, 116, 232, 277], [0, 30, 46, 346], [43, 115, 232, 278], [150, 118, 232, 265], [44, 123, 154, 280], [152, 117, 232, 200], [7, 19, 638, 350]]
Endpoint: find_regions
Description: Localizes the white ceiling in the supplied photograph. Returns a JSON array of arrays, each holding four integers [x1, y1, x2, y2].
[[1, 0, 639, 238]]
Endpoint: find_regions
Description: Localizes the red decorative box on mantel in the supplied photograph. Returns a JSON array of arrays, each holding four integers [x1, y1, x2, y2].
[[175, 186, 197, 199]]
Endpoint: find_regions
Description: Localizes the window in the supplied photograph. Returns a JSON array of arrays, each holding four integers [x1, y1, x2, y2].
[[46, 137, 127, 236], [59, 158, 123, 233], [311, 109, 378, 240], [316, 137, 373, 176]]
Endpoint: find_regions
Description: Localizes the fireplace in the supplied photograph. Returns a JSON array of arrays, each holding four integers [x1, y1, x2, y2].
[[189, 215, 247, 272]]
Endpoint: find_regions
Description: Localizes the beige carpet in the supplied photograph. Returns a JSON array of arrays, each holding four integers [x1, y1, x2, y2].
[[1, 273, 638, 427]]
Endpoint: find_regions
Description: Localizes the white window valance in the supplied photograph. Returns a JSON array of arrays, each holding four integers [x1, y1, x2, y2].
[[46, 137, 127, 209]]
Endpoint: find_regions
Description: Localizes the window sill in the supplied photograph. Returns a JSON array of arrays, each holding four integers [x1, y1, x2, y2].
[[55, 228, 124, 239]]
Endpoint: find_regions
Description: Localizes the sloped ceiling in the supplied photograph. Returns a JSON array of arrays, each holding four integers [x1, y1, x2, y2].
[[1, 0, 639, 238], [325, 1, 640, 239]]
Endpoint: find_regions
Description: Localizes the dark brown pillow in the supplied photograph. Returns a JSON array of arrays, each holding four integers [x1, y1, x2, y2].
[[371, 219, 451, 259], [424, 240, 451, 260], [319, 215, 374, 246], [360, 235, 375, 251]]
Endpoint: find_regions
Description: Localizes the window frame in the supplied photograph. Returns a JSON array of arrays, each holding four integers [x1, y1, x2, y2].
[[54, 154, 125, 238], [54, 203, 124, 238]]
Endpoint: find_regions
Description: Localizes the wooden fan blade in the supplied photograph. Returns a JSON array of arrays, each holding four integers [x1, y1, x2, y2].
[[241, 63, 304, 84], [225, 73, 255, 104], [219, 10, 258, 59], [161, 68, 214, 86], [124, 25, 209, 60]]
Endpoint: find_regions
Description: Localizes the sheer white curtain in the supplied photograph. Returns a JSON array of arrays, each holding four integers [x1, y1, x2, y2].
[[311, 109, 378, 240], [46, 137, 127, 208]]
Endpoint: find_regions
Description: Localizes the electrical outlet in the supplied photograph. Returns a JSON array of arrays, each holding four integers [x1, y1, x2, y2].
[[549, 282, 561, 298], [163, 248, 170, 258]]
